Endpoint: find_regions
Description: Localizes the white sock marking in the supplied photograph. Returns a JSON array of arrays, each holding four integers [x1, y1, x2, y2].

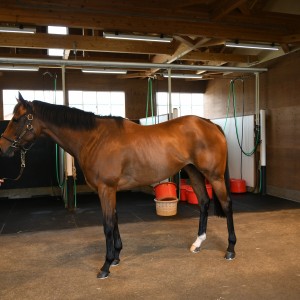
[[190, 233, 206, 252]]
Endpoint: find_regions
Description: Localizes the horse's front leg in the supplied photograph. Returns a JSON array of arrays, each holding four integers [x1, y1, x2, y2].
[[111, 210, 122, 266], [97, 185, 120, 279]]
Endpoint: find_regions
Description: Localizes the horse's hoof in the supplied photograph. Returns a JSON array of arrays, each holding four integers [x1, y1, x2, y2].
[[224, 251, 236, 260], [190, 245, 201, 253], [111, 259, 120, 267], [97, 270, 110, 279]]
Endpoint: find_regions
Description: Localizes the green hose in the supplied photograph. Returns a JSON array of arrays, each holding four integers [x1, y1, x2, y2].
[[55, 143, 77, 208], [226, 79, 260, 157], [55, 144, 65, 188]]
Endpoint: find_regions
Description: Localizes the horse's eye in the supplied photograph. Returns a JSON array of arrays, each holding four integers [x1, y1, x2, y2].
[[12, 117, 19, 123]]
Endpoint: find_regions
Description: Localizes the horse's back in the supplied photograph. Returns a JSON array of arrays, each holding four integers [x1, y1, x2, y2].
[[124, 115, 225, 148], [122, 115, 227, 165], [124, 115, 217, 134]]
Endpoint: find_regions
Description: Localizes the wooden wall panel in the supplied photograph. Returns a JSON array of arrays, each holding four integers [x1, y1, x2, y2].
[[204, 76, 257, 119]]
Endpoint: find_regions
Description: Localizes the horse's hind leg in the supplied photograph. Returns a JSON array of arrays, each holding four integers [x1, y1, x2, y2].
[[209, 178, 236, 260], [97, 185, 121, 279], [183, 165, 210, 253]]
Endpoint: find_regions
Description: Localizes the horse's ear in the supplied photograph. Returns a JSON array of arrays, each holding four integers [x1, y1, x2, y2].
[[16, 92, 29, 108], [17, 92, 25, 103]]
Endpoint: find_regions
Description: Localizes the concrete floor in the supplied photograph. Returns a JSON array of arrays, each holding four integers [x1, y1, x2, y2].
[[0, 192, 299, 300]]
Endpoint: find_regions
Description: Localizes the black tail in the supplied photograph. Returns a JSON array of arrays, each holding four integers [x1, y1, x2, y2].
[[213, 124, 232, 217], [213, 157, 230, 218]]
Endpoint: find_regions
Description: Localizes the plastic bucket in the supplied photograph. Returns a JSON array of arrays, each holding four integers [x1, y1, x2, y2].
[[230, 179, 246, 193], [186, 186, 198, 204], [153, 182, 177, 200], [206, 184, 213, 199], [180, 184, 189, 201], [180, 178, 187, 185]]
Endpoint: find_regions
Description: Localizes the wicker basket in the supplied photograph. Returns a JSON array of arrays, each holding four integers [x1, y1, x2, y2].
[[154, 198, 178, 216]]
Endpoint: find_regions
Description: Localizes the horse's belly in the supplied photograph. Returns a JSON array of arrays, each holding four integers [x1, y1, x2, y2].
[[117, 159, 185, 191]]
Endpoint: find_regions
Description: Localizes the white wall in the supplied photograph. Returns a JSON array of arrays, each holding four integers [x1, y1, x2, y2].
[[213, 115, 255, 188]]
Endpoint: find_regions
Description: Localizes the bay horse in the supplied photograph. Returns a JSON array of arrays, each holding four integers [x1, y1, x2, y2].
[[0, 93, 236, 279]]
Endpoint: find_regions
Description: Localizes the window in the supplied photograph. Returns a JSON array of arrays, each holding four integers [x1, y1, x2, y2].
[[68, 91, 125, 117], [2, 90, 64, 120], [2, 90, 125, 120], [47, 26, 68, 57], [156, 92, 204, 117]]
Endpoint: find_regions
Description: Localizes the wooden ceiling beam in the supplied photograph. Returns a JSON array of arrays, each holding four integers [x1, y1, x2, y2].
[[238, 3, 252, 15], [281, 34, 300, 44], [211, 0, 248, 21], [148, 38, 211, 77], [173, 36, 197, 48], [0, 32, 175, 55], [0, 1, 209, 23], [0, 52, 150, 64], [151, 38, 211, 65], [63, 49, 71, 60], [180, 52, 259, 63], [0, 7, 291, 43]]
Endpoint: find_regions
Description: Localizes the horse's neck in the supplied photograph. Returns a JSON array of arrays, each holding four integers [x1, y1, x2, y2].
[[41, 122, 84, 158]]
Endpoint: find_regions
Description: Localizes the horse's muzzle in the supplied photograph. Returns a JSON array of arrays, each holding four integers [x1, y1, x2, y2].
[[0, 145, 15, 157]]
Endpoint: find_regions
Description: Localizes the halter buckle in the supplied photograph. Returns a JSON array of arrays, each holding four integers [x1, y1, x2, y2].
[[11, 140, 20, 148], [27, 124, 33, 130]]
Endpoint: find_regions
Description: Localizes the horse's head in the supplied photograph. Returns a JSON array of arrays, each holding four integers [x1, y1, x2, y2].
[[0, 92, 36, 157]]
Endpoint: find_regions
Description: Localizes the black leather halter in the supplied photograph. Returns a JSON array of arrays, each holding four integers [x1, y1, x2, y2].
[[1, 113, 35, 152], [0, 113, 36, 181]]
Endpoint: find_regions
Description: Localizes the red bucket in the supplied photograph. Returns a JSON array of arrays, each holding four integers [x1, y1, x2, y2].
[[186, 186, 198, 204], [180, 178, 187, 185], [180, 184, 189, 201], [230, 179, 246, 193], [154, 182, 177, 200], [206, 184, 213, 200]]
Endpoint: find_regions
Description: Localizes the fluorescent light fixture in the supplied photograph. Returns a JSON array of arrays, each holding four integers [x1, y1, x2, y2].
[[47, 26, 68, 35], [0, 65, 39, 71], [82, 68, 127, 74], [162, 73, 203, 79], [225, 41, 279, 51], [103, 32, 173, 43], [0, 26, 36, 34]]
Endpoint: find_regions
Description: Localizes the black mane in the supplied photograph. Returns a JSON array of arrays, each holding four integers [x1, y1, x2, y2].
[[32, 100, 123, 130]]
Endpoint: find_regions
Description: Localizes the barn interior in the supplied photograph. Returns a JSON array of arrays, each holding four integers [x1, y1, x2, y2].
[[0, 1, 299, 299]]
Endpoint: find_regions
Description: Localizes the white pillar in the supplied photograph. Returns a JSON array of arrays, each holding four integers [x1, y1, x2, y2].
[[260, 109, 266, 194], [65, 152, 73, 176], [173, 108, 178, 119], [260, 109, 266, 167], [168, 69, 172, 120], [255, 72, 260, 126]]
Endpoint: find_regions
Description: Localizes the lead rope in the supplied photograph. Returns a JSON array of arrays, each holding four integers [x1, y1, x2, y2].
[[0, 149, 26, 181]]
